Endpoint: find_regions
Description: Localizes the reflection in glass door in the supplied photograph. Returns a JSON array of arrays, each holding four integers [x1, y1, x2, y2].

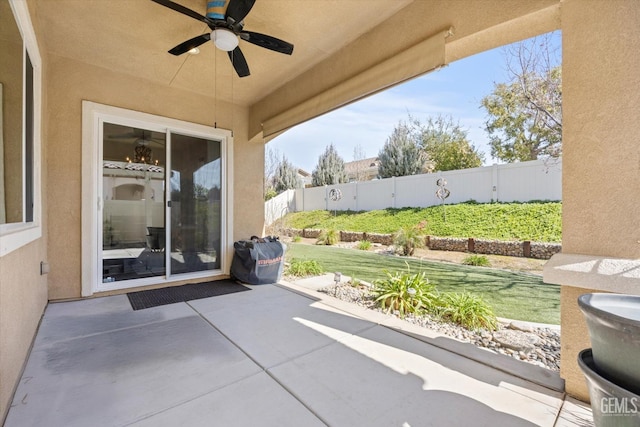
[[170, 133, 221, 275], [102, 123, 166, 283]]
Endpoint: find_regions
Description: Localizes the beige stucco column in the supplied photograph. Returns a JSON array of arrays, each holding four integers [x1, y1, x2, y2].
[[545, 0, 640, 401]]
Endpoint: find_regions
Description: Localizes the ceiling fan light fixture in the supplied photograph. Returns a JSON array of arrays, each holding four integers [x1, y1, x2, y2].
[[211, 29, 238, 52]]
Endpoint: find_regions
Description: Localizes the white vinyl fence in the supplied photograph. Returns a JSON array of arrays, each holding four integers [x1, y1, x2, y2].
[[265, 159, 561, 224], [265, 189, 296, 225]]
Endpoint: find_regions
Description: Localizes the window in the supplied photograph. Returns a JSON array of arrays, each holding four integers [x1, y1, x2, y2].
[[0, 0, 42, 256]]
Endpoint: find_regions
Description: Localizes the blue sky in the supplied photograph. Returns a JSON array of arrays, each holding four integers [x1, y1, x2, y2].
[[267, 46, 508, 172], [267, 32, 560, 173]]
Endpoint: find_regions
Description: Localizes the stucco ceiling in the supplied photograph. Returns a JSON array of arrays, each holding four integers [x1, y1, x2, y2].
[[33, 0, 414, 107]]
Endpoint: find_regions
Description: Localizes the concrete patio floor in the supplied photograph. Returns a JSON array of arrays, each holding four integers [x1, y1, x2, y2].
[[5, 279, 593, 427]]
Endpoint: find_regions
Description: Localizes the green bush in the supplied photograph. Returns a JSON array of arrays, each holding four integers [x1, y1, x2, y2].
[[291, 235, 302, 243], [372, 265, 439, 317], [264, 188, 277, 201], [287, 258, 323, 277], [316, 228, 339, 246], [462, 255, 491, 267], [393, 222, 427, 256], [357, 240, 372, 250], [438, 292, 498, 331]]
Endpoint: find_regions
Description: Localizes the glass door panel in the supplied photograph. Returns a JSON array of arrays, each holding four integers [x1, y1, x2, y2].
[[170, 133, 221, 275], [102, 122, 166, 283]]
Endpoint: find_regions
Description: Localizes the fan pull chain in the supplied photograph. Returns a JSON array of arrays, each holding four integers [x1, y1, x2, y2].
[[214, 46, 218, 129], [231, 53, 234, 137]]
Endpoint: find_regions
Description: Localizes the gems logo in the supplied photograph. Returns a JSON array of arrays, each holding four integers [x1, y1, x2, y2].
[[601, 397, 639, 416]]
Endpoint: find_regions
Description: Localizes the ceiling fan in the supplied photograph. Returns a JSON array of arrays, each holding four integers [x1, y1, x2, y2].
[[151, 0, 294, 77]]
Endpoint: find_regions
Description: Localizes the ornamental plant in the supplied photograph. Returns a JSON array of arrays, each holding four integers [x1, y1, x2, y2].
[[462, 255, 491, 267], [372, 264, 438, 317], [316, 228, 339, 246], [438, 291, 498, 331], [393, 221, 428, 256], [286, 258, 323, 277]]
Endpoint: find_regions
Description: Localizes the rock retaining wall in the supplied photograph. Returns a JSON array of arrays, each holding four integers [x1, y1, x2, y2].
[[428, 237, 468, 252], [283, 228, 561, 260], [530, 242, 562, 259]]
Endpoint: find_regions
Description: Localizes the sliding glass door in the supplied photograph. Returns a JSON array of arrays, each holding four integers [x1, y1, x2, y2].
[[169, 133, 222, 275], [100, 124, 223, 286], [102, 123, 167, 283]]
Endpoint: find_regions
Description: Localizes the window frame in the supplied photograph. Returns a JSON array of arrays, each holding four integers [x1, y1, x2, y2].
[[0, 0, 43, 257]]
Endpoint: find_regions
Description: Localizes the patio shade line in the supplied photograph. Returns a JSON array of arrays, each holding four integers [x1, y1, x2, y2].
[[260, 28, 448, 138]]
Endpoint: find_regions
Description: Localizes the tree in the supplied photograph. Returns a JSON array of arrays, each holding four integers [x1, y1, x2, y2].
[[351, 144, 368, 182], [415, 114, 484, 171], [377, 121, 426, 178], [311, 144, 347, 186], [481, 32, 562, 162], [264, 146, 280, 199], [271, 155, 299, 193]]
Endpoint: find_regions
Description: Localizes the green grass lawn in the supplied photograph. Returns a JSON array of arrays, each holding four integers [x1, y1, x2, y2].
[[283, 201, 562, 242], [286, 243, 560, 324]]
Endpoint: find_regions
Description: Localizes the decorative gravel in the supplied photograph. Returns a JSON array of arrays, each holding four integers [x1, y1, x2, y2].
[[319, 283, 560, 372]]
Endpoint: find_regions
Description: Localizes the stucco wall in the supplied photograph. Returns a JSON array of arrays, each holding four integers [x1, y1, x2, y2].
[[562, 0, 640, 259], [0, 242, 49, 420], [0, 0, 49, 421], [559, 286, 598, 402], [559, 0, 640, 400], [45, 54, 259, 300]]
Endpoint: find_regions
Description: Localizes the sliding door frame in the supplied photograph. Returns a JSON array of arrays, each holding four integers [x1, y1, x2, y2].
[[81, 101, 233, 296]]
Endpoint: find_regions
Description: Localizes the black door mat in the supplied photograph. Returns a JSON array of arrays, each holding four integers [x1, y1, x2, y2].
[[127, 280, 251, 310]]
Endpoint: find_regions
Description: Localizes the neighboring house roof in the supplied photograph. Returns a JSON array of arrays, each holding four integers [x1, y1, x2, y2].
[[297, 168, 311, 177], [345, 157, 380, 181]]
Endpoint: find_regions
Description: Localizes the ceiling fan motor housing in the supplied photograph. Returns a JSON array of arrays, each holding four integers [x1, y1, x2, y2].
[[206, 0, 227, 20]]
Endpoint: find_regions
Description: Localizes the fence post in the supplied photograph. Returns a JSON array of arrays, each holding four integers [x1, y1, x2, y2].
[[392, 176, 396, 208], [355, 181, 359, 211], [492, 164, 499, 202], [325, 185, 329, 211]]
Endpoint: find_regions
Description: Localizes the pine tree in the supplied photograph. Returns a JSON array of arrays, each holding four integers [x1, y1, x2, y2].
[[271, 155, 299, 193], [377, 121, 426, 178], [311, 144, 347, 186]]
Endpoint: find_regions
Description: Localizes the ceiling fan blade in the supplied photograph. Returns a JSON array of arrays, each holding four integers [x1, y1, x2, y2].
[[151, 0, 214, 26], [228, 47, 250, 77], [240, 31, 294, 55], [168, 33, 211, 56], [225, 0, 256, 24]]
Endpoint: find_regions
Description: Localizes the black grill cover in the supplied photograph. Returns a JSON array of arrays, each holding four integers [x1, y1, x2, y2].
[[231, 237, 286, 285]]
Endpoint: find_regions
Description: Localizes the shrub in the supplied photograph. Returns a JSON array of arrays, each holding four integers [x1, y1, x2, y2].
[[393, 221, 427, 256], [438, 292, 498, 331], [462, 255, 491, 267], [357, 240, 372, 250], [291, 235, 302, 243], [287, 258, 323, 277], [264, 188, 277, 201], [316, 228, 339, 245], [372, 264, 439, 317]]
